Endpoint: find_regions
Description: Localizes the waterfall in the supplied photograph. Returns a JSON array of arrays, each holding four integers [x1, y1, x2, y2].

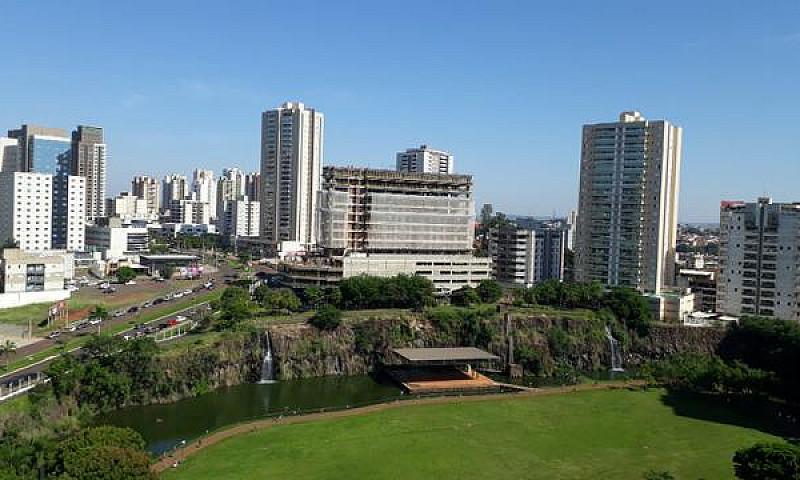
[[258, 332, 277, 384], [605, 325, 624, 373]]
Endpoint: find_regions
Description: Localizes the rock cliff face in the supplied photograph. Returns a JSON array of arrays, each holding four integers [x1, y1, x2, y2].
[[265, 314, 728, 380]]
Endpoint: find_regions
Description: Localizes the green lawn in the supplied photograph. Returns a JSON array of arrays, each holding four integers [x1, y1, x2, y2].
[[161, 388, 781, 480]]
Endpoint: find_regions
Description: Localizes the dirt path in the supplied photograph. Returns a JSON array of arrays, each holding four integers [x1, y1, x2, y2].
[[152, 380, 647, 473]]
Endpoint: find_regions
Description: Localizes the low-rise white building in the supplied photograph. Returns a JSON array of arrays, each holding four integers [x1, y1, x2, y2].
[[219, 198, 260, 238], [0, 248, 71, 308], [85, 217, 149, 260]]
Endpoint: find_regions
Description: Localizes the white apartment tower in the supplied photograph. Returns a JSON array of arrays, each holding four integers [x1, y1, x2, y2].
[[216, 168, 247, 220], [192, 169, 217, 219], [574, 111, 682, 293], [717, 198, 800, 321], [220, 199, 260, 238], [162, 174, 189, 212], [260, 102, 323, 253], [0, 172, 53, 251], [489, 221, 566, 287], [71, 126, 107, 223], [132, 175, 161, 214], [58, 176, 86, 252], [396, 145, 454, 174]]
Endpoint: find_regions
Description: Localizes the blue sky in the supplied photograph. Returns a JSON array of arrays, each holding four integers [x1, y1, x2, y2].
[[2, 0, 799, 222]]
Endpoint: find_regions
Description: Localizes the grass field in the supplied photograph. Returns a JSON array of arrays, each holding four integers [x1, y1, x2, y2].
[[160, 388, 782, 480]]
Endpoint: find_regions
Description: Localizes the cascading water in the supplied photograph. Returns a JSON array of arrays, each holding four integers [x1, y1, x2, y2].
[[258, 333, 277, 384], [605, 325, 624, 373]]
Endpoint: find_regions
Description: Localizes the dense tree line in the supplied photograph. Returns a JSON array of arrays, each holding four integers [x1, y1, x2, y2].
[[337, 275, 435, 310]]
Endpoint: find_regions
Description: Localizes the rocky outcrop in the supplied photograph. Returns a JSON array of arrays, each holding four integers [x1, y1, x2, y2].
[[628, 324, 726, 364]]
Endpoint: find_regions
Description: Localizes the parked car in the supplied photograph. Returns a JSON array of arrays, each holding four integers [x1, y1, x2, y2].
[[125, 280, 137, 285], [47, 331, 61, 340], [142, 301, 153, 308], [127, 306, 139, 314], [113, 310, 125, 317], [88, 318, 102, 326], [153, 298, 165, 305], [183, 289, 192, 296], [173, 292, 184, 299]]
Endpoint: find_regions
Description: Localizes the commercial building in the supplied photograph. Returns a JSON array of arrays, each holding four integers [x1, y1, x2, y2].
[[219, 198, 260, 238], [574, 111, 682, 293], [396, 145, 454, 174], [162, 174, 188, 213], [260, 101, 323, 253], [7, 125, 70, 173], [85, 217, 149, 260], [0, 137, 19, 172], [0, 248, 71, 308], [0, 172, 53, 251], [717, 198, 800, 320], [131, 175, 161, 214], [489, 220, 566, 287], [52, 175, 86, 252], [299, 167, 489, 292], [71, 126, 107, 223]]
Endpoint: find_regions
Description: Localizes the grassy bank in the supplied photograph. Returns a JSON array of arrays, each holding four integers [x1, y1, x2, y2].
[[160, 388, 778, 480]]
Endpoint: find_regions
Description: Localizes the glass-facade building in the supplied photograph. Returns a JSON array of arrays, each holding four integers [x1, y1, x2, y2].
[[29, 136, 71, 176]]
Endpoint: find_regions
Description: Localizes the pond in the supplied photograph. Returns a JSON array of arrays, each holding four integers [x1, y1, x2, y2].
[[96, 375, 403, 454]]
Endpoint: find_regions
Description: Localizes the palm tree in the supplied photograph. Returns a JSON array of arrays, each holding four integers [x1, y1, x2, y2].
[[1, 340, 17, 369]]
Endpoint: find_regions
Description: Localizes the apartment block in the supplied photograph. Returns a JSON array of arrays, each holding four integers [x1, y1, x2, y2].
[[162, 174, 189, 212], [260, 102, 323, 253], [71, 126, 107, 223], [489, 220, 566, 287], [396, 145, 454, 174], [220, 198, 260, 238], [574, 111, 682, 293], [132, 175, 161, 214], [717, 198, 800, 320], [0, 172, 53, 251], [169, 199, 212, 225]]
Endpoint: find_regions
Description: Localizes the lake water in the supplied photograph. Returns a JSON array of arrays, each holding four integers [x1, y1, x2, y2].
[[97, 375, 403, 454]]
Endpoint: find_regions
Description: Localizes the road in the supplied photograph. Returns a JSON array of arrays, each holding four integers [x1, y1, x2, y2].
[[0, 264, 240, 385]]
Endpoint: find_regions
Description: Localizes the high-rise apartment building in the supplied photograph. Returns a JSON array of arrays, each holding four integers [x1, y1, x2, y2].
[[489, 220, 566, 287], [0, 137, 19, 172], [717, 198, 800, 321], [574, 111, 682, 293], [220, 198, 260, 238], [245, 172, 260, 201], [169, 199, 212, 225], [396, 145, 454, 174], [162, 174, 188, 212], [70, 126, 107, 223], [0, 172, 53, 251], [192, 169, 217, 219], [216, 168, 247, 220], [132, 175, 161, 214], [52, 175, 86, 252], [260, 102, 324, 253]]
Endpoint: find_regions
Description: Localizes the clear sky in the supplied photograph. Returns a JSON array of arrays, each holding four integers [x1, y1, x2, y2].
[[2, 1, 799, 222]]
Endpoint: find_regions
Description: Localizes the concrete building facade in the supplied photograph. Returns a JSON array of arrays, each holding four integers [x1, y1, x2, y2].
[[574, 111, 682, 293], [132, 175, 161, 214], [0, 137, 19, 172], [717, 198, 800, 320], [0, 172, 53, 251], [396, 145, 454, 174], [162, 174, 189, 212], [489, 221, 566, 287], [220, 198, 260, 238], [260, 102, 323, 253]]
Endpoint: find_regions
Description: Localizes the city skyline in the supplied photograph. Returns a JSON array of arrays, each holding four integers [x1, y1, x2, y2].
[[2, 1, 800, 222]]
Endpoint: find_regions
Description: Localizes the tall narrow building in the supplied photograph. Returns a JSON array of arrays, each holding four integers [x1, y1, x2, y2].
[[574, 111, 682, 293], [192, 169, 217, 219], [131, 175, 161, 214], [260, 102, 323, 253], [0, 137, 19, 172], [71, 126, 107, 223]]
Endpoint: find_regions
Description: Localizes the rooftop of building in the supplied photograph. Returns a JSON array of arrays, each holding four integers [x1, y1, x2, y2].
[[324, 165, 471, 184], [392, 347, 500, 363]]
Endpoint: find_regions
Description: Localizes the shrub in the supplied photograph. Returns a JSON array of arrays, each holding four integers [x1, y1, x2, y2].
[[308, 306, 343, 331]]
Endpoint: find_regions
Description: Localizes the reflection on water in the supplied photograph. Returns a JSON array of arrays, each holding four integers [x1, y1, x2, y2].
[[96, 375, 402, 454]]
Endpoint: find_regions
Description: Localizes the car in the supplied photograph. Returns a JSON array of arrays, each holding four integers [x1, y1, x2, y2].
[[125, 280, 137, 285], [163, 294, 173, 301], [66, 324, 78, 332], [142, 301, 153, 308], [47, 331, 61, 340], [154, 277, 166, 282], [88, 318, 102, 326], [204, 281, 214, 289], [113, 310, 125, 317], [183, 289, 192, 295], [103, 287, 116, 294], [175, 315, 187, 322], [122, 333, 134, 341], [173, 292, 184, 299], [127, 306, 139, 314], [99, 282, 110, 289], [153, 298, 165, 305]]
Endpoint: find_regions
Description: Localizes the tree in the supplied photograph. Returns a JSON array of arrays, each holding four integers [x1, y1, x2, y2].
[[450, 286, 480, 307], [262, 289, 301, 313], [602, 287, 652, 336], [90, 305, 110, 322], [303, 286, 324, 309], [253, 284, 270, 306], [308, 305, 343, 331], [50, 426, 153, 480], [115, 266, 137, 284], [733, 442, 800, 480], [216, 286, 254, 330], [0, 339, 17, 369], [160, 264, 175, 279], [476, 279, 503, 303]]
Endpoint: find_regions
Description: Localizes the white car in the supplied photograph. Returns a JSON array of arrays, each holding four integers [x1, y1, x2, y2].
[[183, 289, 192, 295], [88, 318, 102, 326], [125, 280, 137, 285], [173, 292, 184, 298], [175, 315, 187, 322]]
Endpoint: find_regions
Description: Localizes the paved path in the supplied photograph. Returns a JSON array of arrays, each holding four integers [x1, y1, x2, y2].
[[152, 380, 647, 473]]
